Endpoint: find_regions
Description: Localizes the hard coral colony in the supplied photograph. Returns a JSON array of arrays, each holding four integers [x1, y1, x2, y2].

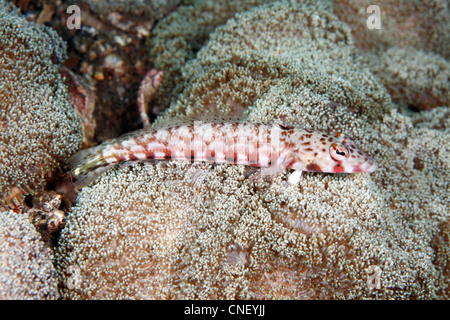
[[0, 0, 82, 202], [0, 0, 449, 300]]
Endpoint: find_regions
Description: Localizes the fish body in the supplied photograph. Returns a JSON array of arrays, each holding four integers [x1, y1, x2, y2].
[[69, 122, 378, 188]]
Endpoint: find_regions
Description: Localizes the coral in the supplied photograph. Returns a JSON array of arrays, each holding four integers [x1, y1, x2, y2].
[[431, 219, 450, 298], [410, 106, 450, 131], [0, 210, 58, 299], [156, 1, 391, 125], [55, 2, 449, 299], [0, 1, 82, 201], [55, 111, 449, 299], [367, 47, 450, 110], [149, 0, 289, 109], [332, 0, 450, 59]]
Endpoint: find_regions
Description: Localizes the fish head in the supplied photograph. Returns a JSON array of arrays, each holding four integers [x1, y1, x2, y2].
[[290, 131, 378, 173], [327, 133, 378, 173]]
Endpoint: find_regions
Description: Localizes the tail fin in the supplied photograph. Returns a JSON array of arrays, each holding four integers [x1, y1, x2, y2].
[[67, 145, 113, 190]]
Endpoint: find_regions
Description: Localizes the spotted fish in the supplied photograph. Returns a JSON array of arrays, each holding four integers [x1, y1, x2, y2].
[[68, 122, 378, 188]]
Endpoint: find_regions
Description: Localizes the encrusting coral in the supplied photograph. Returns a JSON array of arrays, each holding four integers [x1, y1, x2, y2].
[[149, 0, 290, 109], [0, 0, 82, 202], [157, 0, 391, 125], [333, 0, 450, 59], [333, 0, 450, 111], [55, 1, 449, 299], [367, 47, 450, 111], [0, 210, 58, 299]]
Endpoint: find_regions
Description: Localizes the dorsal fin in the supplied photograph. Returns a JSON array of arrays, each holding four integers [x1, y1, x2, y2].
[[151, 111, 251, 130]]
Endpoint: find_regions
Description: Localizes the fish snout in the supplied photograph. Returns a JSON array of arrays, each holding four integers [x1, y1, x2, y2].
[[353, 157, 378, 173]]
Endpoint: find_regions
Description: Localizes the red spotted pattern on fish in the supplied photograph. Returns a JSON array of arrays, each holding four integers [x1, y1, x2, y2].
[[68, 122, 378, 188]]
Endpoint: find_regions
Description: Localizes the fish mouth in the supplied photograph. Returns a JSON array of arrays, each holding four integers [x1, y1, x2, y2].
[[353, 158, 378, 173]]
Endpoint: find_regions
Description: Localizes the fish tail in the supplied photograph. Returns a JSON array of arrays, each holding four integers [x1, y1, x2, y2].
[[67, 145, 112, 189]]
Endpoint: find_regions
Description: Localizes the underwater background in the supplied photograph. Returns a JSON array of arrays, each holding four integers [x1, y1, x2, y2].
[[0, 0, 448, 299]]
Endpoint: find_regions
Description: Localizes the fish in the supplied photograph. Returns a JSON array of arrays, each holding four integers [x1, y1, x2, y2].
[[68, 122, 378, 189]]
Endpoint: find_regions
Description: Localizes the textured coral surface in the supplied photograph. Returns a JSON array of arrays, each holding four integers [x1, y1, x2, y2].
[[0, 210, 58, 299], [54, 1, 449, 299], [0, 0, 82, 200], [0, 0, 448, 300], [333, 0, 450, 59]]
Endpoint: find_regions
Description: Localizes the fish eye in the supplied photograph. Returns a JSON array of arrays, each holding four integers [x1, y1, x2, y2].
[[330, 143, 349, 161]]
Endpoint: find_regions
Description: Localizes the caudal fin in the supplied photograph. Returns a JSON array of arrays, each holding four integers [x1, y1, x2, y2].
[[67, 145, 113, 189]]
